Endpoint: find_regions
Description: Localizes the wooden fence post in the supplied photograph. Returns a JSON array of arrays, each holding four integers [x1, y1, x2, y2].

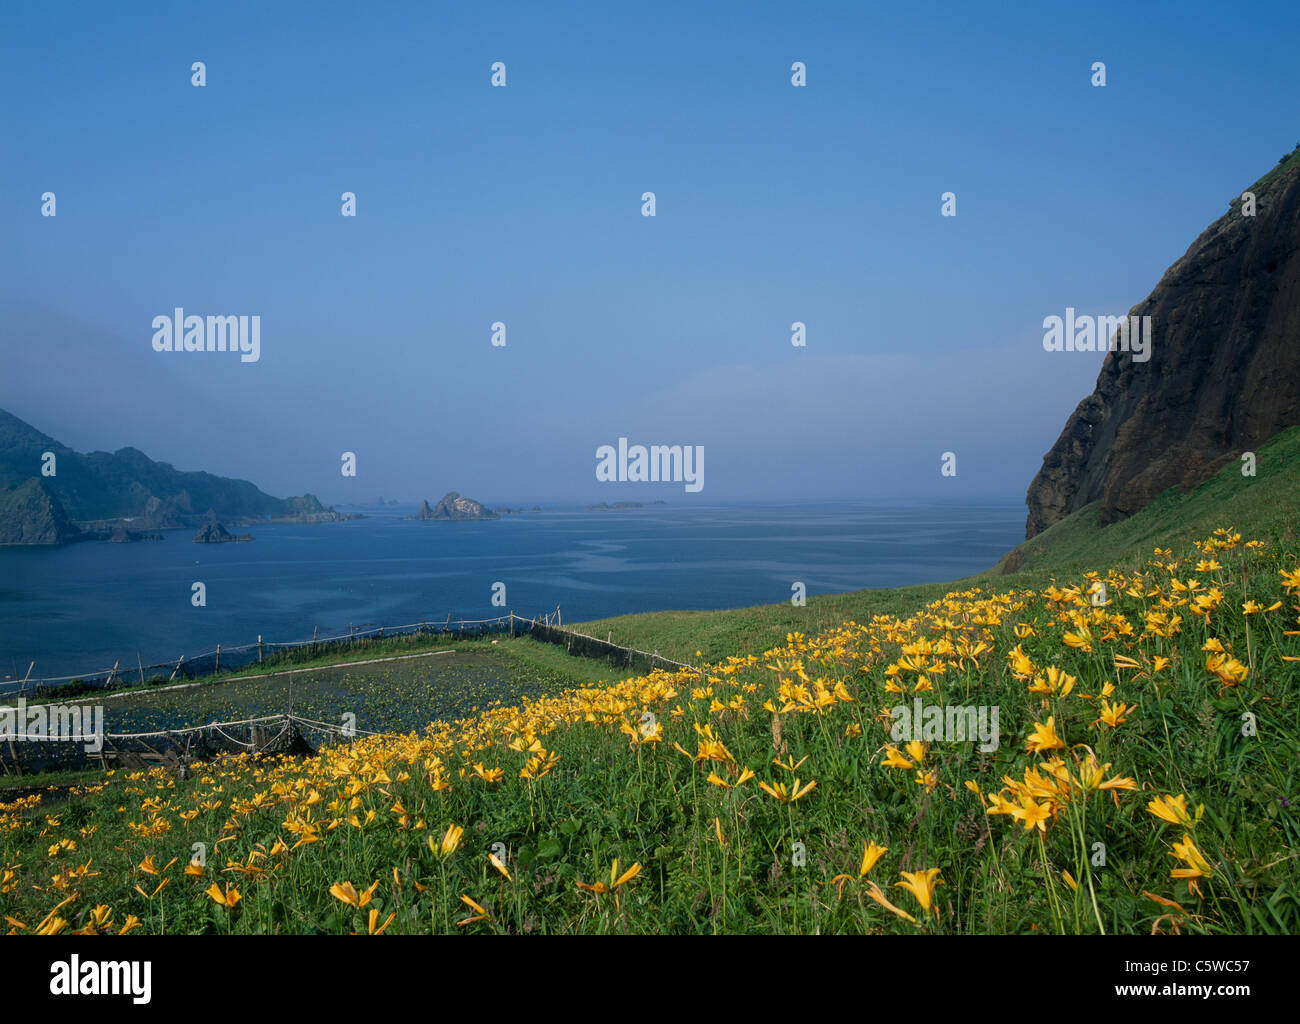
[[215, 644, 220, 675], [257, 635, 264, 663], [169, 655, 184, 682], [137, 654, 145, 686]]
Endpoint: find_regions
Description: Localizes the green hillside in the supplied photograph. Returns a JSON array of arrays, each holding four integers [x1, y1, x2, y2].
[[0, 407, 323, 523]]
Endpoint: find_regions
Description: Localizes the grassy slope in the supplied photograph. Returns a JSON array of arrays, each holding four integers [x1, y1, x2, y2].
[[576, 425, 1300, 664]]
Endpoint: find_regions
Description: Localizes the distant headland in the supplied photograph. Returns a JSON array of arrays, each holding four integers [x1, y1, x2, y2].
[[0, 407, 360, 546]]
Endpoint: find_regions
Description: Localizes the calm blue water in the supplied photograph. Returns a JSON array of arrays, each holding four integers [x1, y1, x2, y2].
[[0, 501, 1023, 679]]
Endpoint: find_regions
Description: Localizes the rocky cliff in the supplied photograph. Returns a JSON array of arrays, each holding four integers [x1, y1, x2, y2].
[[194, 520, 253, 543], [1025, 147, 1300, 538], [0, 407, 351, 543], [407, 491, 498, 521], [0, 478, 82, 545]]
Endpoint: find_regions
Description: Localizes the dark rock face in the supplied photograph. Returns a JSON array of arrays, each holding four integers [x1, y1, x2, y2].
[[1025, 151, 1300, 538], [107, 526, 163, 543], [408, 492, 498, 521], [433, 491, 497, 520], [194, 521, 252, 543], [0, 406, 334, 528], [0, 478, 82, 545]]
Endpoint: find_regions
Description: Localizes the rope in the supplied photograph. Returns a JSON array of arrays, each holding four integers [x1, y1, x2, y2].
[[104, 713, 287, 740], [4, 613, 530, 688]]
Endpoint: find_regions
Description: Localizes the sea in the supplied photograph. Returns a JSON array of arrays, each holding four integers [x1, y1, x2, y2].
[[0, 500, 1024, 681]]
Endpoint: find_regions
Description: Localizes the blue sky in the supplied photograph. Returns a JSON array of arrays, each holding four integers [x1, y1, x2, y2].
[[2, 0, 1297, 505]]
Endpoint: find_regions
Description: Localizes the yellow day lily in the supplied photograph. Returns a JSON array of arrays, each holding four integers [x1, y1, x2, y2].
[[1169, 833, 1213, 893], [363, 909, 396, 935], [1148, 794, 1200, 827], [896, 868, 943, 916], [865, 881, 917, 923], [881, 745, 913, 770], [432, 823, 463, 860], [577, 859, 642, 895], [205, 882, 241, 909], [859, 841, 888, 877], [457, 895, 490, 926], [329, 880, 379, 909], [1026, 717, 1066, 754]]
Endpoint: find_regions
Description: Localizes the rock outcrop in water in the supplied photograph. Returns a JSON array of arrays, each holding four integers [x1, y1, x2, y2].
[[194, 520, 253, 543], [1024, 146, 1300, 538], [407, 491, 498, 521]]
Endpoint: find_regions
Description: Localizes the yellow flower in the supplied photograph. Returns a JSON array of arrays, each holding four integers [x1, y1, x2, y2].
[[489, 852, 512, 881], [1011, 794, 1052, 833], [1147, 794, 1200, 827], [457, 895, 490, 926], [365, 909, 396, 935], [1026, 717, 1065, 754], [1169, 833, 1213, 892], [1097, 699, 1132, 728], [329, 880, 379, 909], [895, 868, 943, 915], [865, 880, 916, 923], [133, 879, 170, 899], [758, 778, 817, 803], [858, 841, 888, 877], [206, 882, 241, 908], [470, 763, 504, 783], [432, 823, 463, 859], [1206, 652, 1249, 687], [576, 859, 642, 894], [881, 745, 913, 770]]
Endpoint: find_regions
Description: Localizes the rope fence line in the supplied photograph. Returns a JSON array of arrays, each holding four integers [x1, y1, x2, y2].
[[0, 710, 393, 779], [14, 649, 462, 709], [0, 610, 705, 777], [1, 607, 699, 702]]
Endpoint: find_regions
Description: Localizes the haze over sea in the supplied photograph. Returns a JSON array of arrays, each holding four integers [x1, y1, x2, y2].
[[0, 501, 1020, 679]]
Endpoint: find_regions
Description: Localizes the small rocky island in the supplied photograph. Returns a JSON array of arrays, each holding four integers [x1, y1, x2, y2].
[[406, 491, 499, 521], [194, 520, 253, 543]]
